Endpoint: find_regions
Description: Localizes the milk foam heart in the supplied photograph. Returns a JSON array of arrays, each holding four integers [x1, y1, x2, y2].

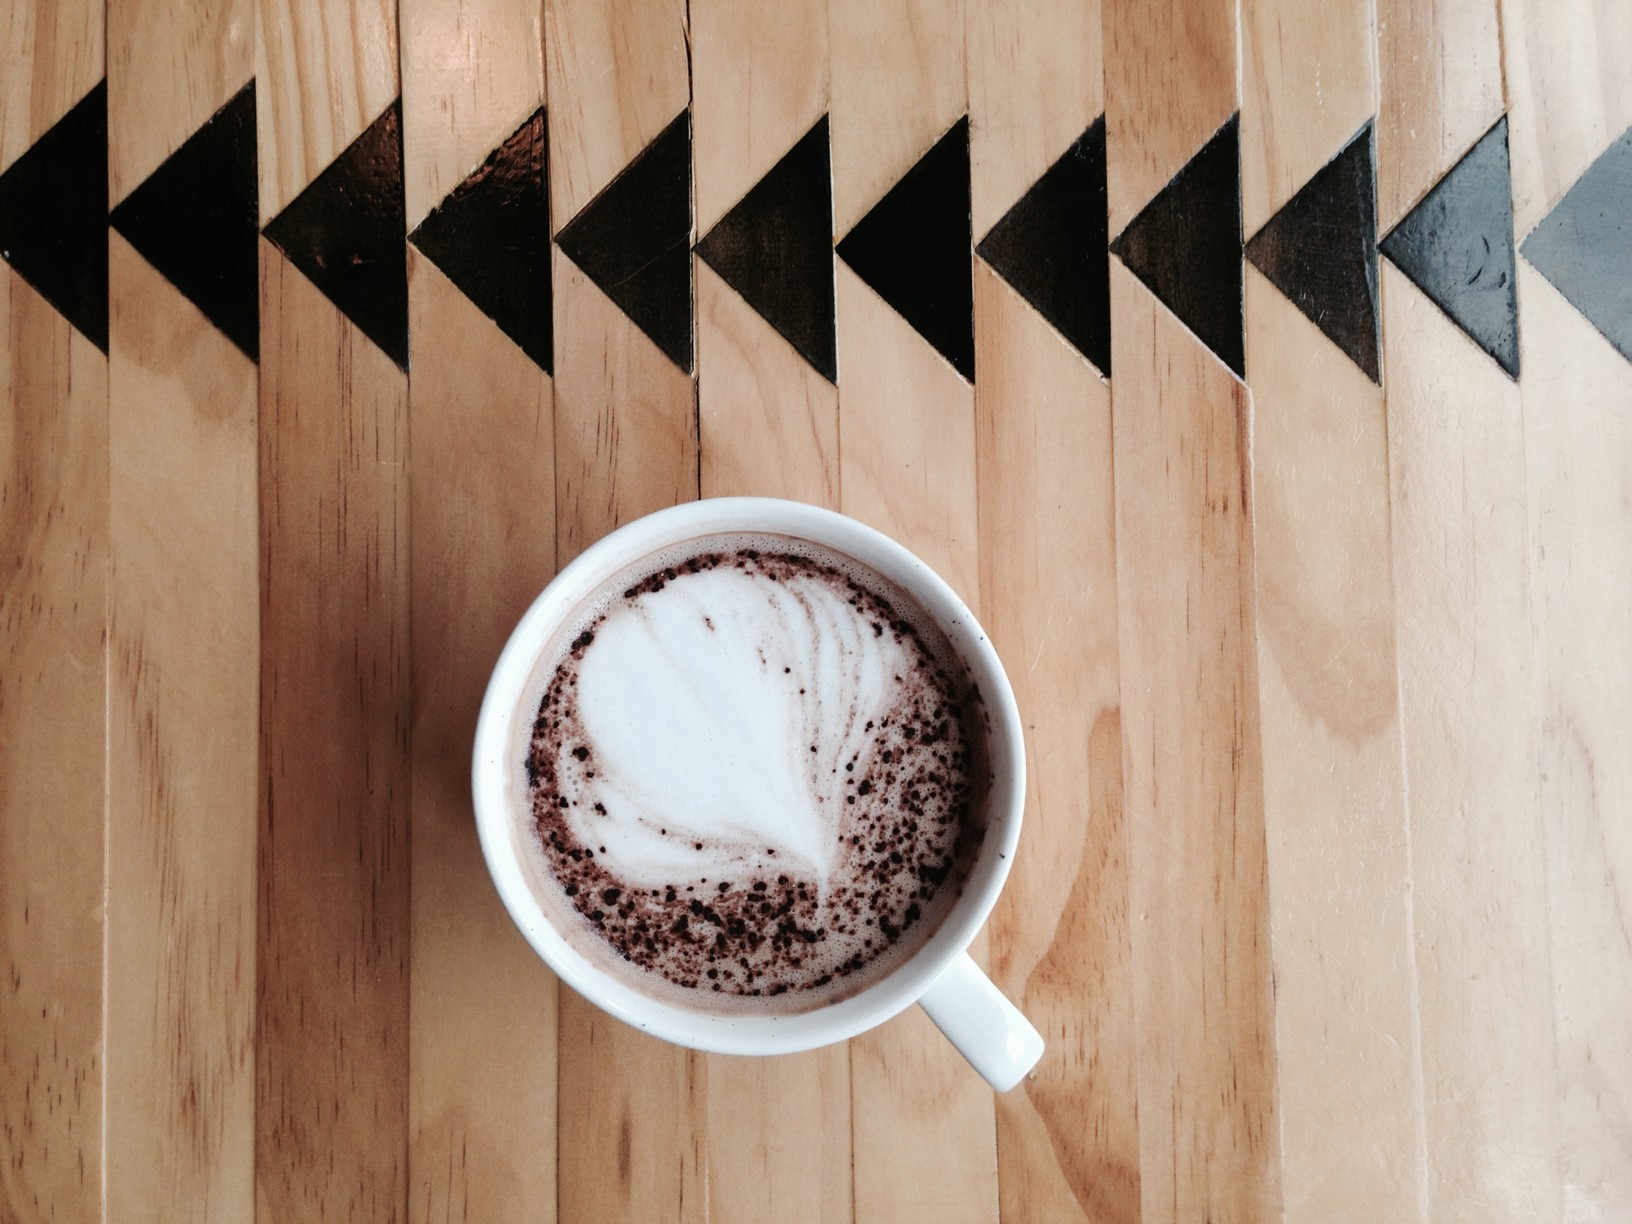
[[524, 537, 986, 1011], [562, 564, 919, 887]]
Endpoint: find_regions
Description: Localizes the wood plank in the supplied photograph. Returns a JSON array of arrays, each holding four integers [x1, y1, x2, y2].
[[103, 3, 256, 1214], [0, 0, 102, 173], [1500, 0, 1632, 236], [1373, 0, 1503, 232], [829, 10, 994, 1214], [971, 261, 1138, 1224], [1516, 271, 1632, 1222], [1381, 260, 1563, 1223], [104, 234, 258, 1223], [545, 4, 700, 1209], [1238, 0, 1373, 234], [1101, 0, 1235, 234], [967, 0, 1101, 240], [1109, 260, 1280, 1224], [690, 12, 853, 1214], [399, 6, 556, 1221], [106, 0, 252, 204], [1505, 18, 1632, 1214], [405, 252, 559, 1224], [255, 0, 398, 222], [256, 239, 411, 1223], [0, 8, 106, 1221], [1244, 268, 1424, 1224], [254, 1, 409, 1215], [543, 0, 689, 225], [400, 0, 546, 232], [549, 246, 701, 1224], [0, 268, 107, 1224]]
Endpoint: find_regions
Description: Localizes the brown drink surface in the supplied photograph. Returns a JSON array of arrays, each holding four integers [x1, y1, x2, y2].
[[523, 535, 986, 1013]]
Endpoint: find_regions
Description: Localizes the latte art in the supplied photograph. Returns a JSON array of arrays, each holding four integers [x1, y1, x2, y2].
[[524, 538, 986, 1010]]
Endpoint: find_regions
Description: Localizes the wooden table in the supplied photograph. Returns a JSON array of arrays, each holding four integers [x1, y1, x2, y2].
[[3, 0, 1630, 1219]]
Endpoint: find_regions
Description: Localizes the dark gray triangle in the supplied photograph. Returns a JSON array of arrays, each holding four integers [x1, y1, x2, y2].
[[1380, 117, 1518, 378], [837, 117, 974, 382], [1245, 122, 1378, 382], [556, 110, 693, 374], [696, 116, 835, 382], [264, 100, 408, 370], [1521, 125, 1632, 365], [1110, 116, 1242, 377], [411, 107, 551, 374], [111, 82, 259, 361], [0, 81, 108, 351], [976, 117, 1109, 376]]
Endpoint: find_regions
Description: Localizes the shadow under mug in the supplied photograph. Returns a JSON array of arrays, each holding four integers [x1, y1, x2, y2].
[[472, 497, 1043, 1091]]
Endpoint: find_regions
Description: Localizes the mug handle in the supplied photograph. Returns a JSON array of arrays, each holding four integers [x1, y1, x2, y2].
[[916, 952, 1044, 1091]]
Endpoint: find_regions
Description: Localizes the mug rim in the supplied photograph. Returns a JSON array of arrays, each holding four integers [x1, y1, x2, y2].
[[471, 496, 1026, 1055]]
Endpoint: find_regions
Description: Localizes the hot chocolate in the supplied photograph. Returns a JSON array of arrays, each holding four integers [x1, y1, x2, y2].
[[522, 533, 987, 1013]]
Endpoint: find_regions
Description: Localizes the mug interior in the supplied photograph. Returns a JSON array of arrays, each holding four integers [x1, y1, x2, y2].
[[472, 497, 1025, 1056]]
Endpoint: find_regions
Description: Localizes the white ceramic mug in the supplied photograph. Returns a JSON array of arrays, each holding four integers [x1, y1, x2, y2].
[[472, 497, 1044, 1091]]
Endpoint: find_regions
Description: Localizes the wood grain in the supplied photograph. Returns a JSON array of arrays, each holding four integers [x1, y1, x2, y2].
[[972, 261, 1138, 1224], [400, 0, 545, 232], [1373, 0, 1504, 232], [106, 0, 252, 204], [1244, 268, 1424, 1224], [103, 6, 257, 1214], [1238, 0, 1373, 234], [400, 6, 557, 1221], [548, 250, 702, 1224], [1500, 0, 1632, 234], [257, 241, 411, 1223], [543, 0, 689, 226], [1517, 272, 1632, 1223], [104, 235, 258, 1223], [966, 0, 1102, 240], [405, 251, 559, 1224], [1505, 21, 1632, 1218], [1382, 260, 1563, 1223], [697, 267, 840, 509], [691, 0, 828, 237], [690, 12, 853, 1210], [255, 0, 398, 222], [0, 0, 102, 174], [1110, 261, 1280, 1224], [0, 267, 107, 1224], [544, 4, 699, 1210], [1102, 0, 1236, 234], [828, 8, 997, 1215], [828, 0, 966, 236]]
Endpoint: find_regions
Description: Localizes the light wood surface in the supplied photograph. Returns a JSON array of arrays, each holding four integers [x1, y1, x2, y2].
[[5, 0, 1632, 1220], [104, 2, 257, 1214], [1, 266, 108, 1224]]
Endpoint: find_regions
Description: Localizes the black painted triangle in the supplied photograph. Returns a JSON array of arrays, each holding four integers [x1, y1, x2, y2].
[[837, 117, 974, 382], [1245, 122, 1379, 382], [111, 81, 258, 361], [0, 81, 108, 351], [264, 100, 408, 370], [976, 117, 1110, 376], [1521, 125, 1632, 365], [697, 116, 835, 382], [411, 107, 552, 374], [556, 110, 693, 374], [1110, 116, 1242, 377], [1380, 118, 1519, 378]]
